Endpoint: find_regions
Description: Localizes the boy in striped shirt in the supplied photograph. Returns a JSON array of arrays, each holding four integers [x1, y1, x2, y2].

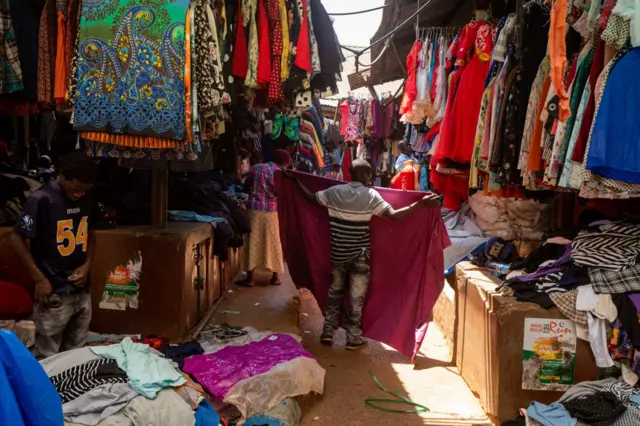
[[291, 160, 438, 350]]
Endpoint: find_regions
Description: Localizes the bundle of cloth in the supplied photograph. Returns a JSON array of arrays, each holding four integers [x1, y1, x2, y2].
[[515, 378, 640, 426], [184, 330, 325, 423]]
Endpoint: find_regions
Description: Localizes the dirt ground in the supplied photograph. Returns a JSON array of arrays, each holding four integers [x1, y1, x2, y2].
[[213, 269, 492, 426]]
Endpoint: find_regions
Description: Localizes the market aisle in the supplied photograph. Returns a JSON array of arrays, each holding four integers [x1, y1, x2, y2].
[[213, 268, 492, 426]]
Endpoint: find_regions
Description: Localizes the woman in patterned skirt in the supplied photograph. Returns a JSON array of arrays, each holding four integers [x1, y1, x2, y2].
[[236, 149, 291, 287]]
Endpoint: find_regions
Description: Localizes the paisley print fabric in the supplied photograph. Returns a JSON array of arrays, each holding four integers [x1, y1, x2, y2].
[[73, 0, 190, 141]]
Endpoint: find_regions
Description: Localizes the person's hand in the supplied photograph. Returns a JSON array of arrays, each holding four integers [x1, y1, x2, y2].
[[419, 193, 441, 206], [69, 264, 90, 288], [35, 277, 53, 306], [282, 169, 296, 180]]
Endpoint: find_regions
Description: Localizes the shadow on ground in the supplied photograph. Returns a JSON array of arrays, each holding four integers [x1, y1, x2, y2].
[[212, 268, 493, 426]]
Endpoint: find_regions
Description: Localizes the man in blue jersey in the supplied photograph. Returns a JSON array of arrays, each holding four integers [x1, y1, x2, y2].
[[11, 152, 98, 358]]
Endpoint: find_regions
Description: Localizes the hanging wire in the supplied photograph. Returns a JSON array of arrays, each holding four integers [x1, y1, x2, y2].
[[339, 0, 436, 58], [328, 3, 390, 16]]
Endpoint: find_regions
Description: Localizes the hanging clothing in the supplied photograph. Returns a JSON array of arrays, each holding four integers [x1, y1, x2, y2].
[[399, 40, 421, 115], [436, 20, 494, 165], [265, 0, 284, 104], [73, 0, 190, 141]]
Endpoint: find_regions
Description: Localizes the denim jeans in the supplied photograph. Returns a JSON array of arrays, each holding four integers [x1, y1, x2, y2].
[[34, 291, 92, 359], [323, 253, 370, 341]]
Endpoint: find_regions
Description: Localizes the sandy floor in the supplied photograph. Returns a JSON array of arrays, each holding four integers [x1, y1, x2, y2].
[[212, 269, 492, 426]]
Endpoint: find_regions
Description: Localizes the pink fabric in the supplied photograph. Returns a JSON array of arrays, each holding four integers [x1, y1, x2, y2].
[[182, 334, 312, 399], [275, 171, 450, 358]]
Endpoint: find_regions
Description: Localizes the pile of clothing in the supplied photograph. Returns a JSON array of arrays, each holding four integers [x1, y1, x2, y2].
[[501, 220, 640, 376], [505, 378, 640, 426], [22, 325, 323, 426]]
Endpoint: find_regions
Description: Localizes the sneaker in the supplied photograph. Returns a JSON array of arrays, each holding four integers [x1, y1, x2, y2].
[[320, 333, 333, 345], [346, 338, 368, 351]]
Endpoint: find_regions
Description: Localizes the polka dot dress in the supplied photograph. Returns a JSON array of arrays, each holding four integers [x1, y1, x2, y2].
[[265, 0, 284, 104]]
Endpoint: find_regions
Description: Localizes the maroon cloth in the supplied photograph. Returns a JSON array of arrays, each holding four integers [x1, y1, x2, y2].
[[276, 171, 450, 359]]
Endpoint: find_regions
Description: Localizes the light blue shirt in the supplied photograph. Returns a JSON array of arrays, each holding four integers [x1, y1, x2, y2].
[[395, 154, 415, 171]]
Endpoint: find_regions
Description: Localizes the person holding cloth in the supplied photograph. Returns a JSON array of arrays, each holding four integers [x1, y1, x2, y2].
[[11, 152, 98, 359], [290, 159, 439, 350]]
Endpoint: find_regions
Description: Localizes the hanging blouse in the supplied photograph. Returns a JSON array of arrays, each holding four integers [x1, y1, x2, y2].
[[578, 45, 640, 198], [399, 40, 421, 115], [342, 99, 359, 141], [38, 0, 56, 104], [306, 0, 320, 75], [265, 0, 284, 103], [0, 0, 23, 94], [585, 47, 640, 183], [612, 0, 640, 47], [256, 0, 271, 87], [73, 0, 190, 141], [231, 0, 248, 79], [549, 0, 571, 122], [194, 0, 230, 114], [278, 0, 290, 81], [293, 0, 312, 73], [63, 0, 79, 100], [243, 0, 260, 88]]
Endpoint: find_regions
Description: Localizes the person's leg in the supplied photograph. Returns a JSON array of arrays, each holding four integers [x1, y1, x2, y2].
[[321, 264, 348, 344], [235, 269, 255, 287], [270, 272, 281, 285], [344, 254, 371, 350], [62, 291, 92, 351], [34, 294, 74, 359]]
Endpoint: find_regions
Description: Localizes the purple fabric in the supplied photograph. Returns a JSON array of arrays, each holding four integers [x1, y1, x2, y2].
[[275, 171, 450, 359], [516, 245, 572, 282], [372, 99, 383, 138], [629, 294, 640, 312], [182, 335, 313, 399]]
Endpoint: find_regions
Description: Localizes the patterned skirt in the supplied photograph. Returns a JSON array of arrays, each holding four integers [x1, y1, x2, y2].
[[243, 210, 284, 273]]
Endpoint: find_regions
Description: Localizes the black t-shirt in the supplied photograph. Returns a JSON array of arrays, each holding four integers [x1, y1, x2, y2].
[[13, 180, 92, 293]]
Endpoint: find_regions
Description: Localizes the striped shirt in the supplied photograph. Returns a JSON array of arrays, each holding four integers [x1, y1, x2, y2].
[[571, 222, 640, 271], [316, 182, 391, 264]]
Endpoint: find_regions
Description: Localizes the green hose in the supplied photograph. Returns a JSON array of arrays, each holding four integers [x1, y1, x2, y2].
[[364, 372, 430, 413]]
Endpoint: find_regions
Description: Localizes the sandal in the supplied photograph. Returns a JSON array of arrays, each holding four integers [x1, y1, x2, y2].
[[270, 277, 281, 286], [235, 278, 255, 287]]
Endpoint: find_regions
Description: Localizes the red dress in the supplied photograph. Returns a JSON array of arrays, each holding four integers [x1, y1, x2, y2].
[[435, 21, 494, 165], [399, 40, 421, 115], [257, 0, 271, 88]]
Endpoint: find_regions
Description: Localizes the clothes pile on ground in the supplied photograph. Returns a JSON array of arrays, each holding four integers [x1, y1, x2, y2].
[[503, 378, 640, 426], [13, 323, 325, 426]]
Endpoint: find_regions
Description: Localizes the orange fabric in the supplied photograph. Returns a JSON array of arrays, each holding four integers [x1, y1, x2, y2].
[[549, 0, 570, 122], [184, 7, 193, 143], [527, 77, 552, 172], [80, 132, 185, 148], [54, 11, 67, 103]]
